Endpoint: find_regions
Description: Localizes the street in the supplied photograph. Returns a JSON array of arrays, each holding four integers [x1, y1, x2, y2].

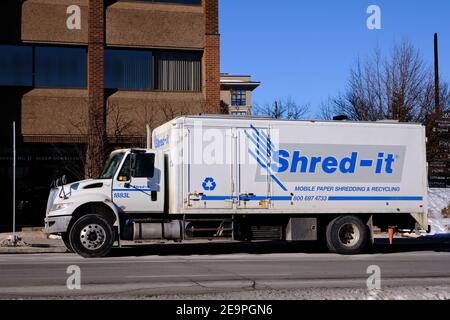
[[0, 239, 450, 300]]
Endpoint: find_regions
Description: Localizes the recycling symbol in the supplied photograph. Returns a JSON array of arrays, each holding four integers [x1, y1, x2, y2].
[[202, 177, 217, 191]]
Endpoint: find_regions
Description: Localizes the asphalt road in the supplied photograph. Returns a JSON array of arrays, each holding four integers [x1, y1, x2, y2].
[[1, 239, 450, 299]]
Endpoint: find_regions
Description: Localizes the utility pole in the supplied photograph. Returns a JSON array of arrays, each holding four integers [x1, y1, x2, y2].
[[146, 123, 152, 149], [12, 122, 17, 246], [429, 33, 449, 189], [434, 33, 440, 114]]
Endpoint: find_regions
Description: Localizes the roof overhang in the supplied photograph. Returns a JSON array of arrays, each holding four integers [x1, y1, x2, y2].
[[220, 81, 261, 91]]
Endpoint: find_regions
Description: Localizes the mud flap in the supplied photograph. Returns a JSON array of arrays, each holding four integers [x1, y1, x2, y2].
[[366, 215, 374, 245]]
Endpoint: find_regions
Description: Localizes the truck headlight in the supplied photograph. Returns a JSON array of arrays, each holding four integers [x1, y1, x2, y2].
[[51, 203, 71, 211]]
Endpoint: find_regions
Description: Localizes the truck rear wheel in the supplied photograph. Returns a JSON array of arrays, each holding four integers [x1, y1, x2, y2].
[[69, 214, 114, 258], [326, 216, 368, 255], [61, 232, 74, 253]]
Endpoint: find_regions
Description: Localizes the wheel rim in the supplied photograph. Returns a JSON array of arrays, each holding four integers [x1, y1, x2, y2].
[[338, 223, 361, 247], [79, 224, 107, 251]]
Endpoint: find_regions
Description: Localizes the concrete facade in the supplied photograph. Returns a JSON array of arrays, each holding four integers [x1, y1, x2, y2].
[[15, 0, 220, 143], [220, 74, 260, 116]]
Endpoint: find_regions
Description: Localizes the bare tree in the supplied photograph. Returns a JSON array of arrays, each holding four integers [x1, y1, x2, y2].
[[47, 144, 86, 182], [220, 100, 230, 114], [108, 103, 134, 144], [320, 40, 449, 123], [60, 102, 136, 179], [318, 40, 450, 166], [254, 98, 310, 120]]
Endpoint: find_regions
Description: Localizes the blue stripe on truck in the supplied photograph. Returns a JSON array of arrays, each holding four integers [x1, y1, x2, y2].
[[113, 189, 152, 192], [328, 196, 423, 201], [200, 196, 292, 201], [199, 195, 423, 202]]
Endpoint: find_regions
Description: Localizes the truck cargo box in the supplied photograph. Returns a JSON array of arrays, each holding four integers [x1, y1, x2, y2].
[[153, 116, 428, 226]]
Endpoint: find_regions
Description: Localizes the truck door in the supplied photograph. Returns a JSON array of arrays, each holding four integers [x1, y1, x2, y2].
[[112, 151, 164, 213], [237, 126, 271, 209], [186, 127, 234, 209]]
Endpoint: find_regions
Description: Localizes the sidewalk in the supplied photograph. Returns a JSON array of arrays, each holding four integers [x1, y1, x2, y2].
[[0, 228, 68, 254]]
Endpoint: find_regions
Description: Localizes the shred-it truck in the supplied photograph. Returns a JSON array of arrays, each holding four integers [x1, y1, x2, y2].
[[44, 116, 429, 257]]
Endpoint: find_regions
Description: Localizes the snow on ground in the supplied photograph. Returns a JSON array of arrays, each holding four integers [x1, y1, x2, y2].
[[428, 188, 450, 235], [125, 286, 450, 300]]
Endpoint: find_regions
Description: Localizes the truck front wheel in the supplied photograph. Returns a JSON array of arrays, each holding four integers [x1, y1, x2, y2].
[[61, 233, 74, 253], [326, 216, 368, 255], [69, 214, 115, 258]]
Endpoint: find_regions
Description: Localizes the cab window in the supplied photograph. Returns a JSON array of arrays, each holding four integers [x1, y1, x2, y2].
[[117, 155, 131, 181], [99, 153, 124, 179]]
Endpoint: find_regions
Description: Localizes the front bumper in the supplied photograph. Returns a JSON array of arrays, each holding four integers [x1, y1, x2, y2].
[[44, 216, 72, 234]]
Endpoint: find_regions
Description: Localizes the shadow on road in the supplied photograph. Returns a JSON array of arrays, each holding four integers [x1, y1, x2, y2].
[[108, 237, 450, 258]]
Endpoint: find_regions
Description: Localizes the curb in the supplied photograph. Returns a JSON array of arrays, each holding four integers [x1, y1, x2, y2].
[[0, 247, 68, 254]]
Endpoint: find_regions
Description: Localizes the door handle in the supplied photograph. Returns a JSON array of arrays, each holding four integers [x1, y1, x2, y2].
[[151, 191, 157, 202]]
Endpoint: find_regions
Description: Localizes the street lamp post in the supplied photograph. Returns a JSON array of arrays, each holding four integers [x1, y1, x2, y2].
[[12, 122, 17, 247]]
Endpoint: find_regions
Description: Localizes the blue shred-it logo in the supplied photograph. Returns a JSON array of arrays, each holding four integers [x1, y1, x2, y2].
[[244, 125, 288, 192], [202, 178, 217, 191], [245, 124, 406, 190]]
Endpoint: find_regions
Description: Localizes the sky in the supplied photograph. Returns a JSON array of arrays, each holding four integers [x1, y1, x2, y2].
[[219, 0, 450, 117]]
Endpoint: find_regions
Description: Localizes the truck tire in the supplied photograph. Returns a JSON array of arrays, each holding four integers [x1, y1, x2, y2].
[[61, 232, 74, 253], [326, 216, 368, 255], [69, 214, 115, 258]]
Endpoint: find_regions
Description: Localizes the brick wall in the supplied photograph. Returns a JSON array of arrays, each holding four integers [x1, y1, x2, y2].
[[204, 0, 220, 114], [86, 0, 106, 178]]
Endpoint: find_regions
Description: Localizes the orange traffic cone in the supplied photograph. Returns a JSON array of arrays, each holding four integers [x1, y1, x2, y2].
[[388, 228, 395, 245]]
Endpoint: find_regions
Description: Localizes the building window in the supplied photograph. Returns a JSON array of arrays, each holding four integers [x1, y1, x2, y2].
[[231, 110, 248, 116], [0, 45, 33, 86], [231, 89, 246, 106], [154, 52, 201, 92], [35, 47, 87, 88], [105, 49, 152, 90], [122, 0, 202, 5]]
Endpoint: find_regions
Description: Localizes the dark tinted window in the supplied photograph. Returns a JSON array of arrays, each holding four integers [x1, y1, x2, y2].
[[154, 52, 201, 92], [155, 0, 201, 4], [0, 45, 32, 86], [105, 49, 152, 90], [35, 47, 87, 88], [122, 0, 201, 5], [134, 153, 155, 178]]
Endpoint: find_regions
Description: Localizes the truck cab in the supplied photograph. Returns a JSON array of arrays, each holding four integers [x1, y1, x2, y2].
[[45, 148, 166, 257], [109, 149, 165, 214]]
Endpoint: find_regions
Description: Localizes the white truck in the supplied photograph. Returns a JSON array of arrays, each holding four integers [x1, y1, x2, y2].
[[44, 116, 429, 257]]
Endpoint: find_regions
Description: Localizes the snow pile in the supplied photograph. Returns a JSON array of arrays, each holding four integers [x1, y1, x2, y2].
[[428, 188, 450, 235]]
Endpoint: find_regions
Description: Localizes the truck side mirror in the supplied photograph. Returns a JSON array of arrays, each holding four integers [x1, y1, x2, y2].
[[130, 153, 155, 178]]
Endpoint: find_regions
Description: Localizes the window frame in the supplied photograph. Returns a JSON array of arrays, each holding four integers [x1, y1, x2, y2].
[[231, 89, 247, 106]]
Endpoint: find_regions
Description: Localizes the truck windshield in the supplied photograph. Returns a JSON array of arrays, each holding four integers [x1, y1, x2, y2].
[[98, 153, 125, 179]]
